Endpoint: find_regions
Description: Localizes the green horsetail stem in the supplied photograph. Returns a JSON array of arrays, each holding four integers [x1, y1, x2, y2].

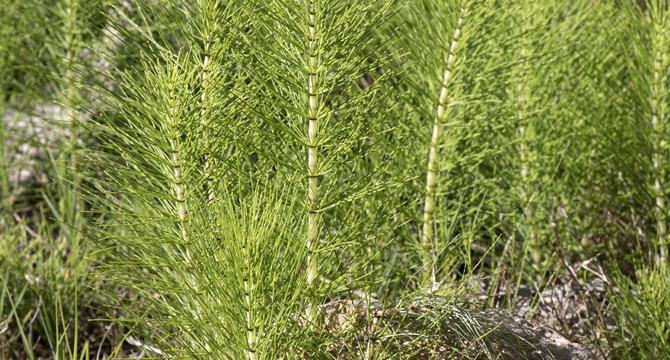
[[306, 0, 319, 324], [243, 245, 257, 360], [63, 8, 82, 352], [422, 3, 466, 293], [201, 12, 215, 201], [306, 0, 320, 326], [516, 41, 540, 265], [62, 1, 83, 355], [202, 49, 213, 200], [650, 12, 668, 263], [64, 0, 80, 217], [168, 86, 189, 247], [65, 0, 77, 149]]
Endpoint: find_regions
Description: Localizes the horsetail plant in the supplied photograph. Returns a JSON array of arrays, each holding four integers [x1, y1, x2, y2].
[[613, 0, 670, 263], [190, 0, 227, 201], [89, 43, 326, 359], [102, 181, 313, 359], [491, 0, 590, 277], [14, 0, 670, 357], [166, 59, 192, 250], [646, 4, 669, 264], [520, 0, 589, 267], [640, 0, 670, 263], [31, 1, 106, 354], [94, 52, 202, 264], [243, 0, 400, 328], [513, 1, 538, 265], [421, 1, 467, 293], [89, 51, 217, 356], [63, 0, 81, 168], [187, 186, 310, 359], [396, 0, 507, 291], [43, 0, 92, 221], [49, 0, 622, 357], [88, 0, 320, 355]]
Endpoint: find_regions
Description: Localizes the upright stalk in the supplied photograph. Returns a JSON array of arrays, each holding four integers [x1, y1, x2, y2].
[[650, 13, 668, 263], [243, 245, 257, 360], [513, 5, 540, 265], [64, 0, 81, 220], [306, 0, 320, 326], [422, 3, 466, 292], [202, 47, 213, 200], [516, 45, 540, 265], [200, 2, 215, 201], [65, 0, 77, 149], [168, 85, 190, 248], [64, 4, 81, 353], [0, 115, 7, 219]]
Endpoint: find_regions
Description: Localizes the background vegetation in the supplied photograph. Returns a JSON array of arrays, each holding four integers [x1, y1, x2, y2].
[[2, 0, 670, 359]]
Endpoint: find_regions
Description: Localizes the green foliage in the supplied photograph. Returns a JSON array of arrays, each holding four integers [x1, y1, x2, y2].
[[5, 0, 670, 358], [391, 0, 512, 289], [611, 264, 670, 359]]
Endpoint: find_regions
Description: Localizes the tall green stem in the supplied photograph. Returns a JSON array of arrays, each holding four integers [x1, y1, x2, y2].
[[64, 4, 81, 353], [422, 3, 466, 292], [64, 0, 80, 222], [515, 7, 539, 265], [65, 0, 77, 152], [169, 86, 190, 248], [305, 0, 320, 326], [200, 3, 215, 201], [202, 50, 213, 200], [650, 14, 668, 263], [243, 244, 257, 360], [517, 54, 540, 265]]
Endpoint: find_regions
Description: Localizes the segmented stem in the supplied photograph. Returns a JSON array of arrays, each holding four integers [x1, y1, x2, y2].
[[422, 4, 466, 293], [173, 146, 188, 240], [306, 0, 320, 326], [64, 0, 80, 219], [650, 16, 668, 262], [243, 245, 257, 360], [64, 3, 79, 353], [517, 39, 540, 265], [201, 14, 214, 201], [65, 0, 76, 153], [169, 87, 189, 246]]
